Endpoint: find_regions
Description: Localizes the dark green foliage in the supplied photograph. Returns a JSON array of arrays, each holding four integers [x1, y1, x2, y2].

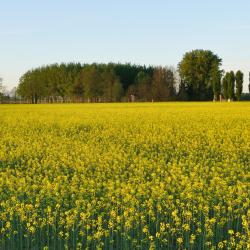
[[222, 75, 229, 100], [17, 63, 176, 103], [178, 49, 222, 101], [241, 93, 250, 101], [227, 71, 235, 100], [222, 71, 239, 101], [211, 64, 223, 101], [177, 80, 189, 101], [17, 51, 246, 103], [111, 63, 154, 91], [80, 65, 103, 101], [235, 70, 243, 101], [101, 65, 123, 102]]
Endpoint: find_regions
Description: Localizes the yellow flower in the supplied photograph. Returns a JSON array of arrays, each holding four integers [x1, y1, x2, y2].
[[149, 235, 154, 241], [5, 221, 11, 229], [155, 232, 160, 238], [177, 237, 183, 245], [218, 242, 224, 249], [182, 223, 190, 231], [1, 103, 250, 248], [143, 226, 149, 234]]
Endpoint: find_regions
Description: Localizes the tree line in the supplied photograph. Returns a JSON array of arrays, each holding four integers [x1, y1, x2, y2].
[[17, 63, 176, 103], [13, 50, 250, 103], [178, 50, 246, 101]]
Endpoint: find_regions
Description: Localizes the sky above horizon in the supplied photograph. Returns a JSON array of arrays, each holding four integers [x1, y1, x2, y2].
[[1, 1, 250, 92]]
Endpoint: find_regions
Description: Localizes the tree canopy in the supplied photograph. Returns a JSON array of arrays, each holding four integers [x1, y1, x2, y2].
[[178, 49, 222, 101], [17, 63, 177, 103], [235, 70, 243, 101]]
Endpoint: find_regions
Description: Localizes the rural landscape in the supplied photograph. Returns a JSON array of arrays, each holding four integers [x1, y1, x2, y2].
[[1, 1, 250, 250]]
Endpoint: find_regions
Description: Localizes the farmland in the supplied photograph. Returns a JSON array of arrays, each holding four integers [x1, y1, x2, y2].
[[0, 103, 250, 249]]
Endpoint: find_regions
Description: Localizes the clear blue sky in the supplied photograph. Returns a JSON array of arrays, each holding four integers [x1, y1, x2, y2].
[[1, 0, 250, 91]]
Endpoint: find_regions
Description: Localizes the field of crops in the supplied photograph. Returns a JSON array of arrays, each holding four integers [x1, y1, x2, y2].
[[0, 103, 250, 249]]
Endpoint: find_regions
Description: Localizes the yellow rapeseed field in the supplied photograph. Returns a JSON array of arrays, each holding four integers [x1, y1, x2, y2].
[[0, 103, 250, 249]]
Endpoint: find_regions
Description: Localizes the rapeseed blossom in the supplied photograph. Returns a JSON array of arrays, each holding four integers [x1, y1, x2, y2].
[[0, 102, 249, 249]]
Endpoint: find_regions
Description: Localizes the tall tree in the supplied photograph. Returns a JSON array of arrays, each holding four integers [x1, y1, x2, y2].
[[102, 66, 123, 102], [152, 67, 175, 101], [178, 79, 188, 101], [135, 71, 152, 101], [210, 64, 222, 101], [17, 70, 46, 103], [222, 74, 229, 100], [80, 65, 103, 102], [227, 71, 235, 101], [74, 71, 85, 99], [235, 70, 243, 101], [178, 49, 222, 100], [112, 80, 124, 102]]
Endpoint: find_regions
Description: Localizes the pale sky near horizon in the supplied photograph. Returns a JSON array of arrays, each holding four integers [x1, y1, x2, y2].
[[1, 1, 250, 92]]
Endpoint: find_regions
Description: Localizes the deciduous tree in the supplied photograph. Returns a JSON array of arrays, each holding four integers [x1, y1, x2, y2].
[[227, 71, 235, 101], [235, 70, 243, 101], [178, 50, 222, 101]]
